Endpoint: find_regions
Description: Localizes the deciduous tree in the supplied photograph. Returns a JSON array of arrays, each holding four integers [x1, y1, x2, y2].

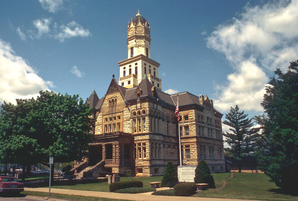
[[0, 91, 93, 180]]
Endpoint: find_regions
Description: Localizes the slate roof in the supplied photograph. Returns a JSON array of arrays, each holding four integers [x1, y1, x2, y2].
[[87, 77, 221, 116]]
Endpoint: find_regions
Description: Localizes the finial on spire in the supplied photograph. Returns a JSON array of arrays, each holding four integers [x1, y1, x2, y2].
[[112, 74, 115, 79], [136, 9, 141, 16]]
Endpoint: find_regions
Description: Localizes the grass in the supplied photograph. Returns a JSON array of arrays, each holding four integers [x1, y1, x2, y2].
[[195, 172, 298, 200], [23, 173, 298, 200], [20, 191, 128, 201], [115, 187, 155, 193], [51, 176, 163, 192], [19, 176, 49, 182], [152, 189, 174, 196]]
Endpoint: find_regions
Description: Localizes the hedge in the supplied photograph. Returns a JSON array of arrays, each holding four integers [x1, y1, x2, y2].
[[109, 180, 143, 192], [173, 182, 197, 196]]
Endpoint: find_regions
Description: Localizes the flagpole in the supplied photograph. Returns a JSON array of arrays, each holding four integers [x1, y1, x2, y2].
[[176, 95, 182, 166], [178, 120, 182, 166]]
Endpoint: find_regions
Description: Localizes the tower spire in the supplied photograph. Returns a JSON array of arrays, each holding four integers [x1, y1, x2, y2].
[[136, 9, 140, 16]]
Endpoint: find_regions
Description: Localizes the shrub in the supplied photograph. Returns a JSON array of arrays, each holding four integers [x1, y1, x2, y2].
[[161, 161, 178, 187], [152, 189, 174, 196], [194, 160, 215, 188], [173, 182, 197, 196], [109, 180, 143, 192], [115, 187, 155, 193]]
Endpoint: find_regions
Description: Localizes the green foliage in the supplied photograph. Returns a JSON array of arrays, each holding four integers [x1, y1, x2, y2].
[[152, 189, 174, 196], [223, 105, 257, 172], [258, 60, 298, 191], [194, 160, 215, 188], [0, 91, 93, 178], [161, 161, 178, 187], [115, 187, 155, 193], [109, 181, 143, 192], [173, 182, 197, 196]]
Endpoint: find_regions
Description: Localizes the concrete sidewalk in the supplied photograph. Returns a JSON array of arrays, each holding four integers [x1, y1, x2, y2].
[[25, 187, 259, 201]]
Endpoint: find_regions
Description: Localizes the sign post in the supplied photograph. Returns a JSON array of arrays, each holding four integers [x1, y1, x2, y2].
[[49, 157, 54, 196]]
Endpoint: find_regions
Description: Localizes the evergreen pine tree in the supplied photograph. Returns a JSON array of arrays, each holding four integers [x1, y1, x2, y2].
[[161, 161, 178, 187], [258, 60, 298, 191], [223, 105, 256, 172], [194, 160, 215, 188]]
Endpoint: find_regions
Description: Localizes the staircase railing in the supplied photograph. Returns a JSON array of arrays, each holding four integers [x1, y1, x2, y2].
[[70, 160, 88, 174], [83, 159, 105, 178]]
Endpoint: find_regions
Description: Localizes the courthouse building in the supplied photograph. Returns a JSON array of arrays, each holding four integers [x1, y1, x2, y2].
[[77, 12, 225, 177]]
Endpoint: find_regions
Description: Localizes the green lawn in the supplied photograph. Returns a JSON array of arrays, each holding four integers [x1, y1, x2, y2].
[[196, 172, 298, 201], [52, 176, 163, 192], [21, 191, 128, 201], [25, 173, 298, 200]]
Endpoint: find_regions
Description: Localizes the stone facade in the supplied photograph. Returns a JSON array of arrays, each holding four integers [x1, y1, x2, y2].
[[85, 12, 225, 177]]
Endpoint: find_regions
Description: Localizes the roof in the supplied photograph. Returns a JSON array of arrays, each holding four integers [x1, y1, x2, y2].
[[131, 11, 148, 26], [87, 77, 222, 116]]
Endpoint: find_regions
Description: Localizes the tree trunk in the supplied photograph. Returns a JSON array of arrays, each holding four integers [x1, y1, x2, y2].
[[238, 160, 242, 173], [5, 163, 8, 175], [26, 164, 31, 177]]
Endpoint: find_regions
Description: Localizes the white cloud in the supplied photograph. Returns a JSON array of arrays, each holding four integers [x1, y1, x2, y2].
[[39, 0, 64, 13], [201, 31, 207, 35], [71, 66, 83, 77], [214, 59, 267, 112], [16, 27, 26, 41], [164, 89, 179, 94], [207, 0, 298, 113], [162, 72, 166, 76], [0, 39, 52, 104], [55, 21, 91, 42], [32, 18, 51, 38]]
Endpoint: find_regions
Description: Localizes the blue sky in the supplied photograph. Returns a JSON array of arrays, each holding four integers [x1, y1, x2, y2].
[[1, 0, 298, 121]]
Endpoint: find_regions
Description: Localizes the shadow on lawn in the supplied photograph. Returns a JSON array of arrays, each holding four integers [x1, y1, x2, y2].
[[25, 179, 106, 188], [268, 188, 298, 196], [0, 193, 26, 198]]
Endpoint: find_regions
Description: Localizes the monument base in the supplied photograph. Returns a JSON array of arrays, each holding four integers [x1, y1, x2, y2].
[[177, 165, 196, 182]]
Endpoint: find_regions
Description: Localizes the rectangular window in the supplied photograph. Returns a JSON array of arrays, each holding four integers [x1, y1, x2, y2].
[[137, 168, 143, 173], [113, 123, 116, 131], [143, 118, 146, 131], [185, 126, 189, 136], [128, 80, 131, 85], [142, 143, 146, 159], [130, 47, 133, 57], [121, 82, 124, 86], [154, 71, 156, 76], [123, 70, 126, 76], [184, 115, 188, 121], [117, 123, 120, 131], [149, 69, 151, 74], [138, 118, 141, 132], [146, 48, 148, 57], [135, 67, 138, 75], [144, 67, 147, 74], [129, 68, 131, 75], [134, 119, 137, 133], [185, 145, 191, 159], [157, 83, 160, 87]]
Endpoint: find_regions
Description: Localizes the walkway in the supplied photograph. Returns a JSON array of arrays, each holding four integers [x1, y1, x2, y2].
[[25, 187, 259, 201]]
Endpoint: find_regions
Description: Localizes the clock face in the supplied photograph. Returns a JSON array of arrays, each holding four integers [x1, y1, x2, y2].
[[128, 28, 134, 35], [137, 27, 143, 33]]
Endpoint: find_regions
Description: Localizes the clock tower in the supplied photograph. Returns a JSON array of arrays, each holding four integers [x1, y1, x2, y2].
[[118, 11, 162, 89]]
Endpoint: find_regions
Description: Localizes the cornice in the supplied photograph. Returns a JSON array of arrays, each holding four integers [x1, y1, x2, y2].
[[118, 54, 160, 67]]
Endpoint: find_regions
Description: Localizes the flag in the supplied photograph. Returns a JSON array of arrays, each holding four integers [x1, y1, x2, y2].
[[175, 96, 180, 122]]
